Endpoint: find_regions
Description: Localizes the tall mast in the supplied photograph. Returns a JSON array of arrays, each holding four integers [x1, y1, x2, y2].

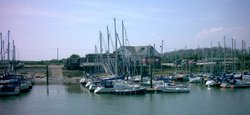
[[161, 40, 163, 71], [12, 40, 16, 73], [106, 26, 110, 53], [122, 21, 125, 47], [114, 18, 118, 75], [223, 36, 226, 73], [99, 31, 103, 69], [0, 32, 2, 62], [234, 39, 236, 72], [210, 42, 213, 74], [12, 40, 15, 62], [185, 46, 187, 73], [121, 20, 126, 76], [7, 30, 10, 63], [198, 44, 200, 73], [106, 26, 113, 75], [95, 45, 98, 73], [231, 38, 234, 73]]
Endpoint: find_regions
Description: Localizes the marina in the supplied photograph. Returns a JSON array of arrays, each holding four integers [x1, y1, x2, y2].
[[1, 84, 250, 115], [1, 1, 250, 114]]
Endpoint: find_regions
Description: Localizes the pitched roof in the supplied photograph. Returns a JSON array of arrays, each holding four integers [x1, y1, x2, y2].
[[117, 46, 160, 56]]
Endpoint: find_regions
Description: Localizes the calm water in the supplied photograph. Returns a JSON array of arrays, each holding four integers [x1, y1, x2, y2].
[[1, 84, 250, 115]]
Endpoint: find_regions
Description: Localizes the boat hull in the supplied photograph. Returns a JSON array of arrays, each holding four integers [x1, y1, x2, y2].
[[112, 87, 146, 95]]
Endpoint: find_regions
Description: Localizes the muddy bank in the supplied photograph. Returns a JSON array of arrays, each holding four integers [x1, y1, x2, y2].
[[17, 64, 83, 84], [34, 76, 82, 84]]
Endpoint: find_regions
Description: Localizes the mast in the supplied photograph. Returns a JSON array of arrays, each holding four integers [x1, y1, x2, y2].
[[99, 31, 103, 73], [107, 26, 110, 53], [198, 44, 200, 73], [7, 30, 10, 63], [122, 21, 125, 47], [234, 39, 236, 73], [231, 38, 234, 73], [149, 45, 153, 88], [121, 20, 126, 77], [210, 42, 213, 74], [223, 36, 226, 73], [12, 40, 16, 73], [161, 40, 163, 71], [114, 18, 118, 75], [185, 46, 188, 73], [243, 41, 246, 71], [106, 26, 113, 75], [95, 45, 98, 73], [0, 32, 2, 62]]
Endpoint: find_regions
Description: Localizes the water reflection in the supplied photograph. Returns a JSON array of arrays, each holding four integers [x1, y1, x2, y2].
[[1, 84, 250, 115], [46, 85, 49, 96]]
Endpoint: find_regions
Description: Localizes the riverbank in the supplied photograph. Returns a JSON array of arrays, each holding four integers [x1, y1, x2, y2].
[[14, 64, 83, 84]]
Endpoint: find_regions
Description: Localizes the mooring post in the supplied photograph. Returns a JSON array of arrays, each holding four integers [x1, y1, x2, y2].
[[140, 59, 143, 83], [150, 64, 153, 88], [46, 65, 49, 85]]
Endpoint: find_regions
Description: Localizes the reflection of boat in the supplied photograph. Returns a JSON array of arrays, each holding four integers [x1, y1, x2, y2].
[[162, 85, 190, 93]]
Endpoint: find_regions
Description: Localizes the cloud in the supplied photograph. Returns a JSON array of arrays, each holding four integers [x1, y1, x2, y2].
[[0, 3, 99, 26], [195, 26, 250, 48], [197, 26, 225, 38]]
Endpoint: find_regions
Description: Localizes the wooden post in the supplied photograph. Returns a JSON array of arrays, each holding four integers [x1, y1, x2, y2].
[[150, 64, 153, 88], [140, 58, 143, 83], [46, 65, 49, 85]]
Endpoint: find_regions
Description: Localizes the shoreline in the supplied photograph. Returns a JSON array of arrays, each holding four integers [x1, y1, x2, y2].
[[34, 76, 82, 84]]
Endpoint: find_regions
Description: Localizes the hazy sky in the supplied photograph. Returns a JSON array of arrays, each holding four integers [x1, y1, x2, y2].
[[1, 0, 250, 61]]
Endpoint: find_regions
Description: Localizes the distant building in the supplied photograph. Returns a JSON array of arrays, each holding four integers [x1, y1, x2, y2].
[[117, 46, 161, 62], [81, 45, 161, 74], [65, 57, 85, 70]]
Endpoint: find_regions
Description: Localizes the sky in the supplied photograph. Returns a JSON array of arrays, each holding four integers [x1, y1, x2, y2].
[[0, 0, 250, 61]]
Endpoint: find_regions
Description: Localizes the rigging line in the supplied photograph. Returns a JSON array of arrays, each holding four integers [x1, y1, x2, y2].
[[109, 34, 115, 52], [102, 34, 108, 53], [116, 33, 122, 48], [124, 28, 130, 46]]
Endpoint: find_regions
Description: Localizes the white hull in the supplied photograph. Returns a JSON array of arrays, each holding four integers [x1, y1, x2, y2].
[[162, 87, 190, 93], [189, 77, 202, 83], [89, 84, 98, 92]]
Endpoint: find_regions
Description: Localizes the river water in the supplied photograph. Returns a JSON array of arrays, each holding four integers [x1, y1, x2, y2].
[[1, 84, 250, 115]]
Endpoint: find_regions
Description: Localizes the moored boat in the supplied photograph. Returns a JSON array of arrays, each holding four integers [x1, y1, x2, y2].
[[220, 80, 250, 88], [112, 85, 146, 95], [0, 74, 21, 96], [162, 85, 190, 93]]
